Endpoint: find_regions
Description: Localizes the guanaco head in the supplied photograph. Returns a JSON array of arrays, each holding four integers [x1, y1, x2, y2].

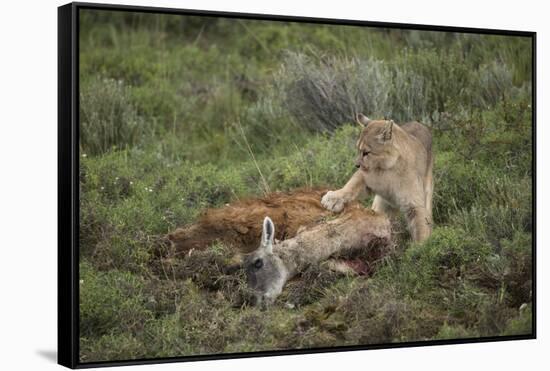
[[244, 217, 288, 307]]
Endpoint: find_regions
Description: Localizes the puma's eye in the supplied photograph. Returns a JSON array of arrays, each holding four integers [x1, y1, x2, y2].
[[363, 150, 371, 157], [254, 258, 263, 269]]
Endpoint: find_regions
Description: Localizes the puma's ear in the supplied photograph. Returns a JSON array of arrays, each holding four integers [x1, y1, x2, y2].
[[382, 120, 394, 141], [355, 113, 370, 128], [261, 216, 275, 254]]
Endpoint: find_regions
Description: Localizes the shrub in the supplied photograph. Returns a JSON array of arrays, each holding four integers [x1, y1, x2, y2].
[[281, 52, 392, 132], [80, 77, 147, 155], [398, 227, 492, 295], [432, 151, 495, 224], [258, 48, 528, 135], [331, 280, 444, 344], [80, 333, 146, 363], [502, 304, 532, 336], [79, 262, 153, 337], [435, 323, 476, 340]]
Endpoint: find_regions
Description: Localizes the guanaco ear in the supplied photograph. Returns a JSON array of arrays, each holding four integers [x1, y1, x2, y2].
[[381, 120, 394, 142], [262, 216, 275, 253], [355, 113, 371, 128]]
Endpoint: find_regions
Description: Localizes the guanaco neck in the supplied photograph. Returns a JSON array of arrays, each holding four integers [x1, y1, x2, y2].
[[273, 228, 349, 278]]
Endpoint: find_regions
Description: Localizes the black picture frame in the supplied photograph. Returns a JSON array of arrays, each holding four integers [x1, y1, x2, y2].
[[58, 2, 537, 369]]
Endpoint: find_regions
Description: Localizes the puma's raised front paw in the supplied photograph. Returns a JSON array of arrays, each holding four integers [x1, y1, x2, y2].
[[321, 190, 346, 213]]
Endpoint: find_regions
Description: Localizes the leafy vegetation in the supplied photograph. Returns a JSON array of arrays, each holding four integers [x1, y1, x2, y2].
[[78, 9, 533, 363]]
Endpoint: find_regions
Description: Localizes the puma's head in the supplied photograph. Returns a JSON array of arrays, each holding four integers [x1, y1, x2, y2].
[[354, 113, 398, 171]]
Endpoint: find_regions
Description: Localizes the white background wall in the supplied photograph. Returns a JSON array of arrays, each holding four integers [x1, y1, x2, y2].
[[0, 0, 546, 369]]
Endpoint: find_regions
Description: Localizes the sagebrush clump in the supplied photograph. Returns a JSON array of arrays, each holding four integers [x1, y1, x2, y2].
[[80, 77, 147, 155]]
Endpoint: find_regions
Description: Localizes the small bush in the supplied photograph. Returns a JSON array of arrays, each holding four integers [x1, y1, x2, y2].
[[282, 263, 346, 307], [399, 227, 491, 293], [80, 333, 146, 363], [502, 304, 532, 336], [80, 77, 147, 155], [435, 323, 476, 340], [151, 243, 254, 307], [258, 49, 528, 135], [79, 262, 153, 337], [472, 232, 533, 308], [282, 52, 392, 131], [335, 281, 444, 344]]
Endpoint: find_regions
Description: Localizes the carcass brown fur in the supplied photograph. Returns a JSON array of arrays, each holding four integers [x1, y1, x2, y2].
[[166, 188, 366, 254]]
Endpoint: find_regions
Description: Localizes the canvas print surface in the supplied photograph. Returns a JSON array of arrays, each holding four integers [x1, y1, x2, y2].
[[78, 8, 533, 363]]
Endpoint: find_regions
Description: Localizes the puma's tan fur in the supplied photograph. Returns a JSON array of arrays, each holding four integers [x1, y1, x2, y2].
[[321, 113, 433, 242]]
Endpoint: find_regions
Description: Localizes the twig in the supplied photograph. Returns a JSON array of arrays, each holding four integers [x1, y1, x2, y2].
[[235, 120, 271, 195], [292, 143, 313, 188], [192, 24, 205, 46]]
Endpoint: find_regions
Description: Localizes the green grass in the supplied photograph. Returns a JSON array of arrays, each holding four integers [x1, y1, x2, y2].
[[78, 9, 533, 363]]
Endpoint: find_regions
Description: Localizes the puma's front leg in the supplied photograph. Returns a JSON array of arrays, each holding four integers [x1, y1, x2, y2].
[[321, 170, 368, 212]]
